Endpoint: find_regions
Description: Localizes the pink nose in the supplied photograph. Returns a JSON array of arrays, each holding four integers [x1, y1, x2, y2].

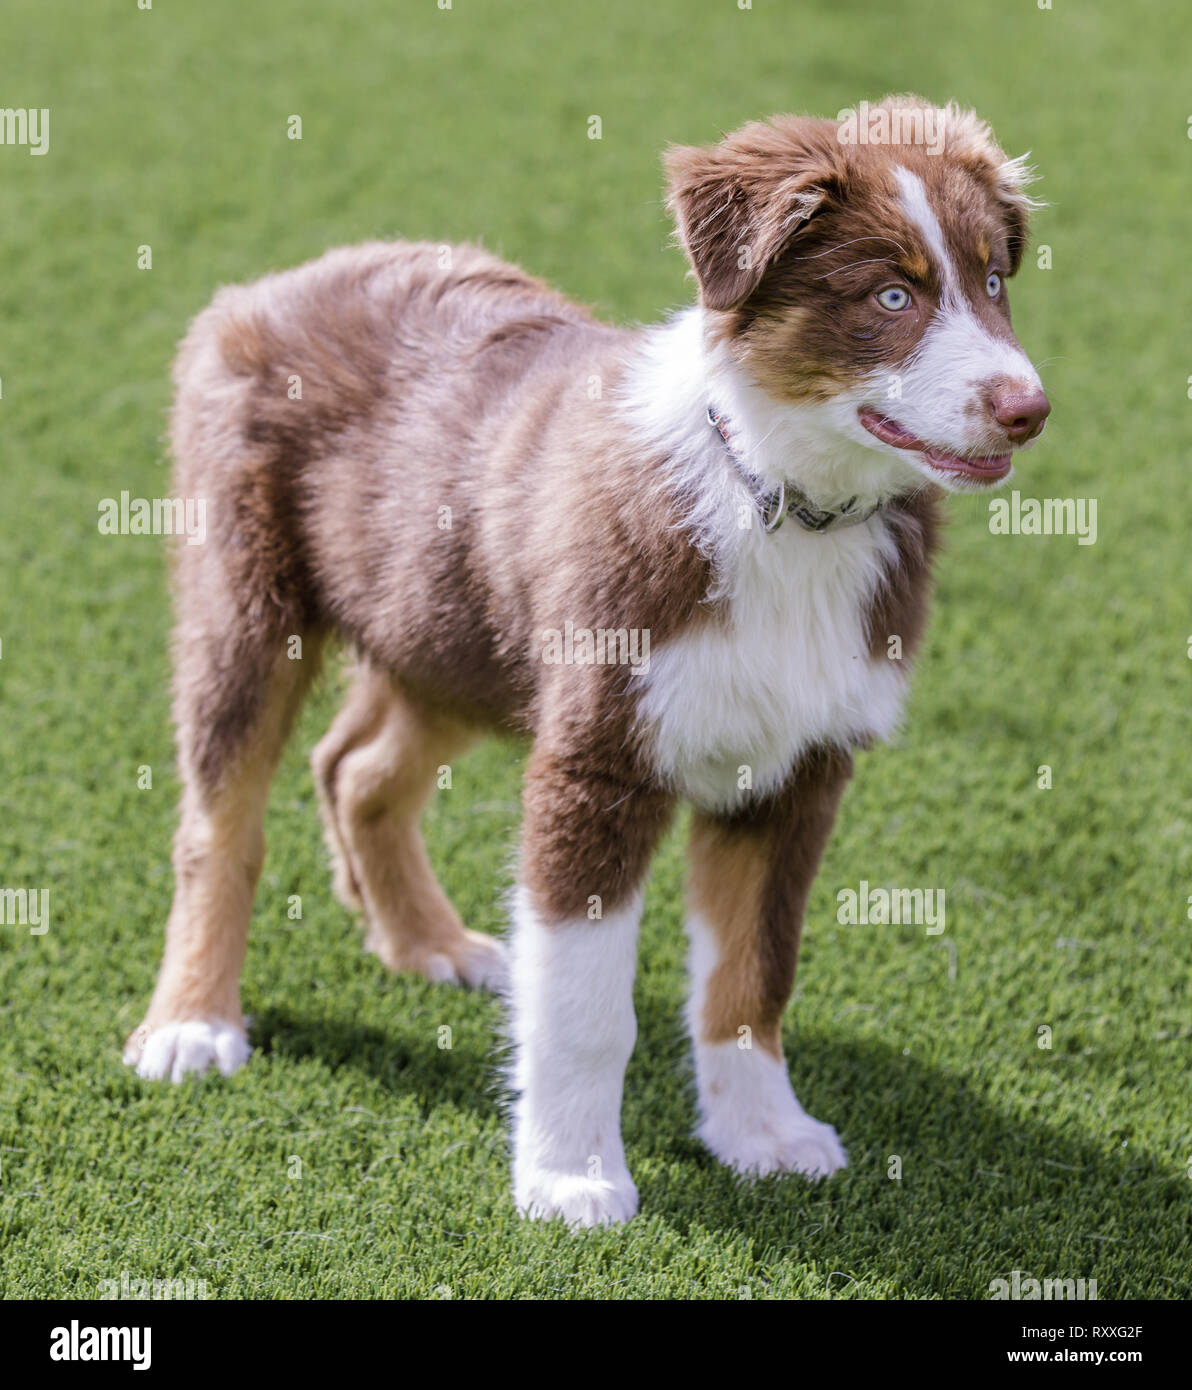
[[989, 382, 1051, 444]]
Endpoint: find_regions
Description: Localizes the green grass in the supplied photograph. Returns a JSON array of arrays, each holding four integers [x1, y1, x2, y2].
[[1, 0, 1190, 1299]]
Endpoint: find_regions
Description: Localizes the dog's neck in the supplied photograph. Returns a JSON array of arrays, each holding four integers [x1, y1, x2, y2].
[[622, 306, 916, 524]]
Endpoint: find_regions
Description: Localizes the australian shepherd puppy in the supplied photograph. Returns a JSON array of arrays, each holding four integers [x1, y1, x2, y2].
[[125, 95, 1049, 1227]]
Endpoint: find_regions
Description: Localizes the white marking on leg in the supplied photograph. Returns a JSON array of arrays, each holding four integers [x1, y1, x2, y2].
[[509, 886, 641, 1227], [128, 1019, 251, 1083], [686, 913, 847, 1178]]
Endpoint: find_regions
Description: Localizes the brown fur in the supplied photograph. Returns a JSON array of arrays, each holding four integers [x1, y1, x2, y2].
[[865, 489, 941, 661], [127, 99, 1033, 1117], [689, 747, 854, 1057], [666, 100, 1030, 404], [131, 240, 719, 1042], [310, 664, 502, 982], [134, 644, 319, 1037]]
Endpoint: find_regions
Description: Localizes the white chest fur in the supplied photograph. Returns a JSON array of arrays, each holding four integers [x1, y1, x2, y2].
[[636, 518, 907, 811], [620, 307, 914, 813]]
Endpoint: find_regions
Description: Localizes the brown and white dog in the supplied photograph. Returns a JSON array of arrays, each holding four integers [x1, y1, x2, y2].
[[124, 95, 1049, 1227]]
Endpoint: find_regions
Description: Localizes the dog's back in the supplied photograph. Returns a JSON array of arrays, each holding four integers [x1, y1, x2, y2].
[[168, 240, 632, 730]]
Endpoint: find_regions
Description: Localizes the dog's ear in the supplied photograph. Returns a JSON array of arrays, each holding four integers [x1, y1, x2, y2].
[[991, 152, 1042, 275], [664, 117, 840, 311], [923, 100, 1043, 276]]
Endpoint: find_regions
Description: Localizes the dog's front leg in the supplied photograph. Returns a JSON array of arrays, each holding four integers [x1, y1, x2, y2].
[[509, 744, 672, 1228], [685, 748, 854, 1180]]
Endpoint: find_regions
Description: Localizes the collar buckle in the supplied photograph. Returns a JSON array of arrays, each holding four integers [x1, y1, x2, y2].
[[760, 484, 786, 533], [709, 403, 881, 536]]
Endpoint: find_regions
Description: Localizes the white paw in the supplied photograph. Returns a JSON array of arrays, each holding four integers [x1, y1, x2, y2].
[[692, 1040, 848, 1180], [515, 1169, 639, 1228], [125, 1019, 251, 1082], [700, 1110, 848, 1179]]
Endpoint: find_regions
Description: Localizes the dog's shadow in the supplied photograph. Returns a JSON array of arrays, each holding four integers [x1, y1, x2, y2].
[[254, 995, 1186, 1297], [253, 1002, 501, 1112]]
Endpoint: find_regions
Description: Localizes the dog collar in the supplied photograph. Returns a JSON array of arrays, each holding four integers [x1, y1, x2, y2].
[[707, 405, 881, 534]]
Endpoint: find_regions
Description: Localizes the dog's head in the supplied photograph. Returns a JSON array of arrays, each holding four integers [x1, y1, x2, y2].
[[665, 96, 1049, 492]]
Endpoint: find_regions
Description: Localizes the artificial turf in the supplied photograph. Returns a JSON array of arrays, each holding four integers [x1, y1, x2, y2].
[[0, 0, 1188, 1298]]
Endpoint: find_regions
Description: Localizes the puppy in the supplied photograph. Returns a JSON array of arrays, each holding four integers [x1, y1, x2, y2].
[[125, 95, 1049, 1227]]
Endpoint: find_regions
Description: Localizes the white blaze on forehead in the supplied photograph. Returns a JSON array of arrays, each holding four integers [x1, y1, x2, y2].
[[893, 165, 960, 301], [879, 167, 1043, 457]]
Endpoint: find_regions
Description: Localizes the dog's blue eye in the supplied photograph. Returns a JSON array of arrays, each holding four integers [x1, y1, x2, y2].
[[986, 272, 1002, 297], [876, 287, 910, 311]]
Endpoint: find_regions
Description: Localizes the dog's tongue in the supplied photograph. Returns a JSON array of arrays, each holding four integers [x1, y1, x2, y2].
[[859, 408, 921, 450], [858, 408, 1012, 480], [879, 420, 922, 449], [924, 446, 1012, 479]]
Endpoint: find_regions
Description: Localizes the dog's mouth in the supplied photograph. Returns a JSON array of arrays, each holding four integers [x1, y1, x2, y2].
[[857, 407, 1012, 483]]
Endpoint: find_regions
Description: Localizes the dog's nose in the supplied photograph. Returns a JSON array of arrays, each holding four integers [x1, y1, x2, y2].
[[989, 382, 1051, 443]]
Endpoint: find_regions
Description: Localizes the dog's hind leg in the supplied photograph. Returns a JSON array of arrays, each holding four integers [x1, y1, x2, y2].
[[125, 614, 322, 1081], [312, 666, 506, 990], [310, 662, 377, 914]]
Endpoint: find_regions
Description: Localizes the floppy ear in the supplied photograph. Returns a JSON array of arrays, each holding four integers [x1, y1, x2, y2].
[[917, 99, 1043, 277], [664, 118, 839, 311]]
